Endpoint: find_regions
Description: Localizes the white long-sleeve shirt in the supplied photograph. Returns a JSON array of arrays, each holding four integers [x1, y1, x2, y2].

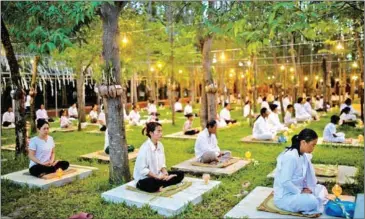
[[340, 113, 356, 122], [284, 111, 296, 125], [129, 110, 140, 124], [243, 104, 253, 118], [60, 116, 71, 127], [294, 103, 311, 119], [25, 95, 31, 107], [315, 99, 323, 110], [98, 111, 106, 125], [261, 101, 270, 111], [194, 128, 220, 160], [282, 97, 291, 111], [219, 108, 231, 121], [340, 104, 359, 116], [323, 123, 345, 142], [253, 116, 275, 138], [36, 109, 48, 120], [2, 112, 14, 124], [304, 102, 313, 115], [68, 106, 78, 117], [268, 112, 287, 132], [133, 138, 166, 181], [147, 104, 157, 114], [174, 102, 183, 111], [184, 104, 193, 115], [89, 110, 98, 120]]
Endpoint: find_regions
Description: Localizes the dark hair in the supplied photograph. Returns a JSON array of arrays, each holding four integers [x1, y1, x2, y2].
[[92, 104, 98, 109], [185, 113, 194, 118], [316, 96, 320, 101], [286, 128, 318, 156], [269, 104, 278, 112], [287, 104, 293, 110], [345, 98, 352, 106], [275, 96, 279, 101], [340, 107, 351, 115], [150, 100, 155, 104], [331, 115, 340, 124], [263, 97, 267, 101], [297, 97, 303, 103], [245, 100, 251, 105], [59, 109, 65, 117], [206, 119, 217, 128], [187, 100, 190, 104], [37, 119, 49, 130], [306, 97, 311, 102], [255, 107, 268, 122], [142, 122, 162, 138], [132, 105, 137, 110], [224, 102, 229, 108]]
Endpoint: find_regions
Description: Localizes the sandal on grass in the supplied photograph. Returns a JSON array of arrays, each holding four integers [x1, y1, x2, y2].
[[69, 212, 93, 219]]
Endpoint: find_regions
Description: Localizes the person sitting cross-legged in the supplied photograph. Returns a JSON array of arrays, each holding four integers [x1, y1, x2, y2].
[[28, 119, 69, 177], [183, 113, 199, 135], [68, 103, 78, 119], [252, 107, 277, 140], [219, 102, 237, 125], [323, 115, 347, 143], [194, 120, 231, 164], [274, 128, 328, 216], [268, 104, 288, 132], [59, 109, 72, 128], [339, 107, 357, 127], [284, 104, 297, 126], [2, 106, 15, 127], [133, 122, 184, 193]]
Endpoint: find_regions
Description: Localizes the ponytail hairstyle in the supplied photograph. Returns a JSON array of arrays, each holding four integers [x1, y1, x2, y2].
[[330, 115, 340, 125], [286, 128, 318, 156], [206, 119, 217, 129], [340, 107, 351, 116], [297, 97, 303, 104], [59, 109, 65, 118], [255, 107, 268, 122], [142, 122, 162, 138]]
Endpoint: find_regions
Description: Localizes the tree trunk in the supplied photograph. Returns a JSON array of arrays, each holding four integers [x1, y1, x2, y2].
[[290, 34, 299, 102], [30, 56, 40, 134], [1, 17, 27, 155], [252, 55, 258, 114], [322, 58, 328, 112], [100, 2, 131, 184], [77, 70, 86, 131], [190, 69, 195, 108], [168, 1, 175, 126], [355, 30, 364, 74]]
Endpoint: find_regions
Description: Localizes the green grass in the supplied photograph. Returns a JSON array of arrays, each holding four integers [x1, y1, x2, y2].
[[1, 106, 364, 218]]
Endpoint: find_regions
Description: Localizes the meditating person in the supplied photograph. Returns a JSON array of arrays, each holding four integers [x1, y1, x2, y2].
[[183, 113, 199, 135], [146, 112, 159, 123], [98, 106, 106, 131], [282, 95, 291, 111], [314, 96, 323, 112], [2, 107, 15, 127], [133, 122, 184, 193], [68, 103, 78, 119], [340, 98, 359, 117], [174, 98, 183, 112], [268, 104, 288, 132], [323, 115, 347, 143], [257, 95, 263, 104], [304, 97, 318, 120], [252, 107, 277, 140], [25, 94, 31, 114], [89, 104, 98, 123], [284, 104, 297, 126], [183, 100, 193, 116], [59, 109, 72, 128], [274, 128, 328, 216], [194, 120, 231, 163], [339, 107, 357, 127], [294, 97, 311, 122], [36, 104, 54, 122], [129, 105, 142, 126], [273, 97, 281, 112], [28, 119, 69, 177], [147, 100, 157, 115], [219, 103, 237, 124], [243, 100, 254, 118], [261, 97, 271, 112]]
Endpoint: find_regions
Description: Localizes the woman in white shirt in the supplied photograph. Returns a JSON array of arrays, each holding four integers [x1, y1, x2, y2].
[[68, 103, 78, 119], [89, 104, 98, 123], [261, 97, 271, 112], [253, 108, 277, 140], [220, 103, 237, 124], [36, 104, 54, 122], [274, 129, 328, 216], [129, 105, 142, 126], [339, 107, 357, 127], [304, 98, 318, 120], [268, 104, 288, 132], [323, 115, 346, 143], [183, 113, 199, 135], [294, 98, 311, 122], [174, 98, 183, 112], [340, 98, 359, 116], [2, 107, 15, 127], [243, 101, 254, 118], [146, 112, 159, 123], [134, 122, 184, 193], [183, 100, 193, 116], [147, 100, 157, 115], [284, 104, 297, 126], [282, 95, 291, 111], [314, 96, 323, 112], [28, 119, 69, 177], [59, 109, 72, 128]]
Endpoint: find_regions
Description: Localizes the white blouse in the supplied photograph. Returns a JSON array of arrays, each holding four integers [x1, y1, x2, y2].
[[36, 109, 48, 120], [194, 128, 220, 160], [219, 108, 231, 121]]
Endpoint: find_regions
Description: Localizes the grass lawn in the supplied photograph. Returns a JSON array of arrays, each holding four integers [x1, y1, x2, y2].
[[1, 105, 364, 218]]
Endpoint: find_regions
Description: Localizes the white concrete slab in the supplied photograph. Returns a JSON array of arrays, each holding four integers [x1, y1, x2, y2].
[[224, 186, 354, 219], [164, 131, 198, 140], [240, 135, 281, 144], [317, 137, 363, 148], [354, 194, 364, 219], [267, 165, 358, 185], [50, 127, 77, 133], [101, 177, 220, 217], [1, 164, 97, 190], [80, 149, 139, 162], [171, 157, 251, 176]]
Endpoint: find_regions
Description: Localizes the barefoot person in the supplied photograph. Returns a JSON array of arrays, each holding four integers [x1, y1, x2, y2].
[[28, 119, 69, 177], [274, 128, 328, 216], [133, 122, 184, 193], [194, 120, 231, 163]]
